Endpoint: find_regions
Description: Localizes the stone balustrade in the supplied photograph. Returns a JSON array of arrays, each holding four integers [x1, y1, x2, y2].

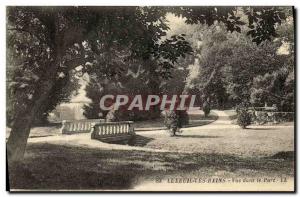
[[61, 119, 105, 134], [91, 121, 135, 142]]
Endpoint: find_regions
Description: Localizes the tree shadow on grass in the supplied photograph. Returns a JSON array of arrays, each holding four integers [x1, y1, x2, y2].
[[105, 135, 154, 147], [266, 151, 294, 161], [128, 135, 154, 146], [247, 128, 278, 131], [8, 143, 294, 191]]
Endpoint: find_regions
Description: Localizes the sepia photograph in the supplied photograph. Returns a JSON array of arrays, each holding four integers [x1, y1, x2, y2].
[[6, 6, 295, 192]]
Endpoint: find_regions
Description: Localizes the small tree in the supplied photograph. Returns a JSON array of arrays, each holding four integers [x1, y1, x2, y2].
[[164, 110, 179, 136], [202, 101, 211, 117], [164, 110, 189, 136], [237, 108, 252, 129]]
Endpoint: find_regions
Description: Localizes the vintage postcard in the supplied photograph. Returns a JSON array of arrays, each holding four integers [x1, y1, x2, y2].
[[6, 6, 295, 192]]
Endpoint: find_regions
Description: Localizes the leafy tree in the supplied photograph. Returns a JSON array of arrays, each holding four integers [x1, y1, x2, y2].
[[249, 14, 294, 111], [189, 9, 293, 108], [202, 100, 211, 117], [237, 108, 252, 129]]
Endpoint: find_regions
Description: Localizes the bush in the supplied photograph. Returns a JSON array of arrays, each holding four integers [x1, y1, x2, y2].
[[202, 101, 211, 117], [252, 111, 268, 125], [164, 111, 178, 136], [164, 110, 178, 136], [237, 108, 252, 129], [164, 110, 189, 136]]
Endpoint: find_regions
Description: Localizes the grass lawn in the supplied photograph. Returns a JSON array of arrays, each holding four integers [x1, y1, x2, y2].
[[9, 142, 294, 190], [136, 126, 294, 157], [7, 110, 294, 191]]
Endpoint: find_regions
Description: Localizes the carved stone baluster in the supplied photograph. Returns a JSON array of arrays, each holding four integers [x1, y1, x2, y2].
[[79, 122, 82, 132], [99, 125, 102, 136], [86, 122, 90, 131], [75, 122, 78, 132], [129, 123, 134, 134], [104, 125, 107, 135], [71, 122, 74, 132], [83, 122, 87, 131], [69, 122, 73, 132], [83, 122, 86, 131], [61, 120, 66, 134], [76, 122, 80, 132], [77, 122, 80, 132]]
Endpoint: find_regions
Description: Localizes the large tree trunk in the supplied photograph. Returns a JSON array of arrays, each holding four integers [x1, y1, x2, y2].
[[7, 64, 61, 164], [7, 78, 60, 163], [6, 77, 60, 163], [6, 112, 34, 163], [6, 15, 82, 163]]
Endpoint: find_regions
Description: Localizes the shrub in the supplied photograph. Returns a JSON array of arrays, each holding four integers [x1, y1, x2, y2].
[[237, 108, 252, 129], [164, 110, 189, 136], [164, 110, 179, 136], [202, 101, 211, 117], [253, 111, 268, 125]]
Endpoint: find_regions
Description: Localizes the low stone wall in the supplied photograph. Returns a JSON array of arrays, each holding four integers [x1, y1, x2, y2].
[[91, 121, 135, 143], [61, 119, 105, 134]]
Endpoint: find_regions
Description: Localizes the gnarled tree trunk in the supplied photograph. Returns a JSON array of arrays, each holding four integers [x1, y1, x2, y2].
[[6, 76, 61, 163], [6, 13, 84, 163], [6, 112, 34, 163]]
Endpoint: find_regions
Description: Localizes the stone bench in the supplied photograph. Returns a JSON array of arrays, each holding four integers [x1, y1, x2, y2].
[[91, 121, 135, 143], [61, 119, 105, 134]]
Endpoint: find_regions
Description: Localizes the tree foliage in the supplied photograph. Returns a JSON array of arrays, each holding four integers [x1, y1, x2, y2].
[[188, 10, 293, 110]]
